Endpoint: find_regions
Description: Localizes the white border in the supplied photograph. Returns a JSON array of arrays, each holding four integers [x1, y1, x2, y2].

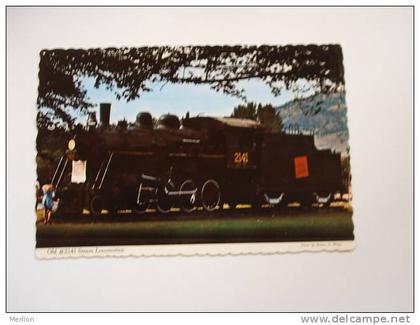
[[36, 241, 356, 259]]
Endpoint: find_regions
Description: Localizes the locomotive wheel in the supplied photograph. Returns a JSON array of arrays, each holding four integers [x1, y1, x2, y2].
[[179, 179, 197, 213], [201, 179, 221, 212], [132, 203, 148, 215], [157, 181, 176, 214], [90, 194, 104, 216]]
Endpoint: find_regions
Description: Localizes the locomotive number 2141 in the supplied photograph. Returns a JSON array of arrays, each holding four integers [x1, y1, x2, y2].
[[234, 152, 249, 165]]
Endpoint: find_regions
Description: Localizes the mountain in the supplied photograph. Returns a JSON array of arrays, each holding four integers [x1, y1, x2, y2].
[[276, 92, 350, 153]]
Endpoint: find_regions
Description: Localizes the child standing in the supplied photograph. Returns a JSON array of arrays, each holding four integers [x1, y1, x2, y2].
[[42, 184, 55, 224]]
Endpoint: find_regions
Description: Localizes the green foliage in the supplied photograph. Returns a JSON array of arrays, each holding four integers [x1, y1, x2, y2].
[[36, 129, 69, 184], [231, 102, 283, 130], [231, 102, 257, 120], [37, 45, 345, 126], [256, 104, 283, 130], [36, 210, 353, 246]]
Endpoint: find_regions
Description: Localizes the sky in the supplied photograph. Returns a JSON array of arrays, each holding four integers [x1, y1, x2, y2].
[[78, 77, 314, 125]]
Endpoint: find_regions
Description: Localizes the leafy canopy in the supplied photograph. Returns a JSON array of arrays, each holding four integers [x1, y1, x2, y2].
[[37, 45, 345, 127]]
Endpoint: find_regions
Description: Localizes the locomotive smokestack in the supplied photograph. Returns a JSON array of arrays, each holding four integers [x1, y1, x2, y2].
[[100, 103, 111, 127]]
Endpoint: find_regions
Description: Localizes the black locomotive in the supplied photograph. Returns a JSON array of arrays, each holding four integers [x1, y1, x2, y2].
[[51, 103, 344, 216]]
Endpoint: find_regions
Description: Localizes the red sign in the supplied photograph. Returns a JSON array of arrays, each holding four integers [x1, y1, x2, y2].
[[294, 156, 309, 179]]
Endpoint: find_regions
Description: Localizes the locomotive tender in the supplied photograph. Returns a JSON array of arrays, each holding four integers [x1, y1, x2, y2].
[[51, 103, 343, 216]]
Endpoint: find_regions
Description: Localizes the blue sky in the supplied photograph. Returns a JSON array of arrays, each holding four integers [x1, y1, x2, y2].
[[78, 77, 315, 124]]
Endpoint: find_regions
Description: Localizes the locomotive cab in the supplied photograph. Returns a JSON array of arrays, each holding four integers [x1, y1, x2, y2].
[[259, 132, 342, 206]]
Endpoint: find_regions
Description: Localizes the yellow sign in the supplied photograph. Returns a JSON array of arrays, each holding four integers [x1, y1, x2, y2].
[[234, 152, 249, 165]]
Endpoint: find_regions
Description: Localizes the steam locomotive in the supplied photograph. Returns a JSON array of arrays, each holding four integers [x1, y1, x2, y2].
[[51, 103, 344, 216]]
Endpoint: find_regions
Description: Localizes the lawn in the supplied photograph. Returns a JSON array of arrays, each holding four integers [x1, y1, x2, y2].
[[36, 207, 354, 247]]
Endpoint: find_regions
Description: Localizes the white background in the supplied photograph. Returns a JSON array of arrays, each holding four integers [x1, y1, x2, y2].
[[6, 7, 413, 312]]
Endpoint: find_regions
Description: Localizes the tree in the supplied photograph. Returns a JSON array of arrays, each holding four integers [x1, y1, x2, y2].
[[37, 45, 345, 126], [231, 102, 257, 120], [231, 102, 283, 130], [256, 104, 283, 130]]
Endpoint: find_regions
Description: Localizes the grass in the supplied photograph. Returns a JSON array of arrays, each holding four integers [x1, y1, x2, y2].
[[36, 207, 354, 247]]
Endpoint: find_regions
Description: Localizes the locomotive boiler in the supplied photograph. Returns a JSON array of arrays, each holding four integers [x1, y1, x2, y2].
[[51, 103, 343, 217]]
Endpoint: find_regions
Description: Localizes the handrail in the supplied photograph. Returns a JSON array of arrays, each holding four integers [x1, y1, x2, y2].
[[92, 160, 106, 190], [56, 159, 68, 188], [99, 152, 114, 190], [51, 156, 64, 185]]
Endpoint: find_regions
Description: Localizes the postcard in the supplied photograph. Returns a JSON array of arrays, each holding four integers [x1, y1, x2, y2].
[[35, 44, 354, 258]]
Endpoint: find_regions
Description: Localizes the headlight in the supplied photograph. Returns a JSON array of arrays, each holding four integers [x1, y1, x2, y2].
[[68, 139, 76, 151]]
